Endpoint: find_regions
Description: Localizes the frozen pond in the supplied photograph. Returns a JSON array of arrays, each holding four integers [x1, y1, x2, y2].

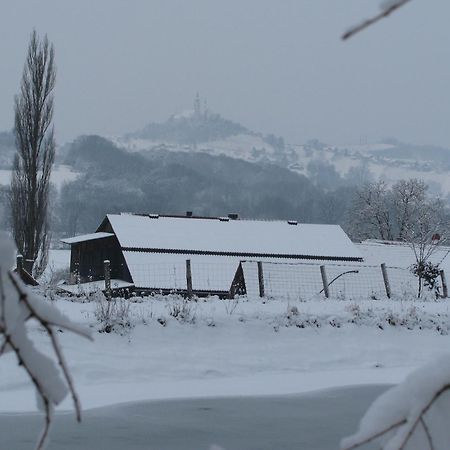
[[1, 385, 388, 450]]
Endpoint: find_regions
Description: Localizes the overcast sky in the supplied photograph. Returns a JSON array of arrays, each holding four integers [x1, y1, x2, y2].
[[1, 0, 449, 147]]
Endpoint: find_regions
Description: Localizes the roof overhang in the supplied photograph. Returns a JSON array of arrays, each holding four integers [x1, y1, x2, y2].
[[61, 232, 114, 245]]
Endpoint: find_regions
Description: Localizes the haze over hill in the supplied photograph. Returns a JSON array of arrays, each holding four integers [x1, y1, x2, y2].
[[114, 98, 450, 197], [2, 99, 450, 236]]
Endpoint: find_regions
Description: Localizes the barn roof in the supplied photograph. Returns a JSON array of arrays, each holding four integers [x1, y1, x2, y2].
[[101, 213, 362, 261], [61, 232, 114, 244], [357, 239, 450, 268]]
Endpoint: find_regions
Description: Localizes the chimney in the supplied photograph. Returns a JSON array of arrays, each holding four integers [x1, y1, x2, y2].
[[186, 211, 193, 217], [228, 213, 239, 220]]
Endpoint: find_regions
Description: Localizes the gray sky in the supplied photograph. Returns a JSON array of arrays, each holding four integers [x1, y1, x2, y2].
[[1, 0, 449, 147]]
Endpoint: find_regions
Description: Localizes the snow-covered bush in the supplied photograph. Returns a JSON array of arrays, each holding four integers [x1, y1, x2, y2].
[[167, 296, 196, 323], [95, 292, 131, 333], [223, 296, 240, 315], [342, 356, 450, 449], [0, 232, 91, 449], [273, 303, 449, 334]]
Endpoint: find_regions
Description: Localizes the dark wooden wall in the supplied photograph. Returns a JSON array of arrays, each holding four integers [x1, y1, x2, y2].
[[70, 236, 131, 283]]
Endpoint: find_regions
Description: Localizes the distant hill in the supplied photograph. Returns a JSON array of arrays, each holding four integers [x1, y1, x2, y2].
[[127, 110, 248, 145], [116, 95, 286, 166], [115, 98, 450, 196], [59, 134, 351, 236]]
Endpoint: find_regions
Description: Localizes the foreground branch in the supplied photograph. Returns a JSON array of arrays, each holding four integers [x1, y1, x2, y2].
[[342, 0, 413, 40], [0, 233, 91, 450]]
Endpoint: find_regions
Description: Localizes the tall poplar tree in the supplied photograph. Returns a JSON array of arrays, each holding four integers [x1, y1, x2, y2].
[[10, 30, 56, 276]]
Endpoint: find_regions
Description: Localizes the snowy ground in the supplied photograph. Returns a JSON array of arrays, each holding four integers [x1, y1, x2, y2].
[[3, 247, 450, 447], [1, 385, 386, 450], [1, 291, 450, 415]]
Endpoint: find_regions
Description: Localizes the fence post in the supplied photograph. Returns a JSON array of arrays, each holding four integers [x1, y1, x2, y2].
[[186, 259, 193, 299], [104, 260, 111, 300], [257, 261, 265, 298], [24, 259, 34, 274], [320, 265, 329, 298], [381, 263, 391, 299], [16, 254, 23, 273], [440, 269, 448, 298]]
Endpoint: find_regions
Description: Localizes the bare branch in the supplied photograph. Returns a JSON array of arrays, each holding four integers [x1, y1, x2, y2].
[[1, 233, 90, 449], [342, 419, 406, 450], [342, 0, 413, 40], [419, 417, 434, 450]]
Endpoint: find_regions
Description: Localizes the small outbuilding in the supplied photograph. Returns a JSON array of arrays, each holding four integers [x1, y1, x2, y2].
[[61, 213, 362, 297]]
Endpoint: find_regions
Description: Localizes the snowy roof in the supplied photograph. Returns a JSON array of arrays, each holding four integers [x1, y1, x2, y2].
[[61, 232, 114, 245], [104, 214, 361, 261], [357, 240, 450, 269]]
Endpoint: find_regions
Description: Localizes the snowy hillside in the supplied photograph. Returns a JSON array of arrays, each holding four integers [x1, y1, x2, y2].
[[116, 106, 450, 195], [114, 96, 285, 166], [115, 133, 282, 164]]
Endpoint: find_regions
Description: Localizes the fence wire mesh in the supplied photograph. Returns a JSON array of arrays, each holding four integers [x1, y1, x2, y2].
[[71, 257, 440, 300]]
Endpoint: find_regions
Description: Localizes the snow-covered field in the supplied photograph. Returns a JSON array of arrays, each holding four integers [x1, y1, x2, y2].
[[0, 164, 79, 190], [3, 248, 450, 449], [1, 290, 450, 416]]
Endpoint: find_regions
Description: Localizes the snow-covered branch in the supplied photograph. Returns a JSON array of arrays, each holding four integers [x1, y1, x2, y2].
[[341, 356, 450, 449], [342, 0, 413, 40], [0, 232, 92, 450]]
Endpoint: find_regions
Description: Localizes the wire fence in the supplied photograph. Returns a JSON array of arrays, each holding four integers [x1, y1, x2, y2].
[[242, 260, 421, 300], [70, 256, 446, 300]]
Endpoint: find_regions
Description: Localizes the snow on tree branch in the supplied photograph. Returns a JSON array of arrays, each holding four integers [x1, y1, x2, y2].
[[342, 0, 413, 40], [341, 356, 450, 449], [0, 232, 92, 450]]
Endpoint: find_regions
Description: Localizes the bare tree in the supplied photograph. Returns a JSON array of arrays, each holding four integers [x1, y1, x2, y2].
[[10, 30, 56, 277], [347, 180, 394, 241], [392, 179, 427, 241], [348, 179, 449, 297], [405, 198, 448, 298]]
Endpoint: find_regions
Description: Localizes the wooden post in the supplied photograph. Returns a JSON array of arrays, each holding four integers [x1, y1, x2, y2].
[[16, 255, 23, 273], [186, 259, 193, 299], [320, 265, 329, 298], [257, 261, 265, 298], [381, 263, 391, 299], [24, 259, 34, 274], [440, 269, 448, 298], [104, 260, 111, 300]]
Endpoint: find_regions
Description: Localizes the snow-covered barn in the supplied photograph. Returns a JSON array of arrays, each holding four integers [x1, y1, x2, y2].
[[61, 213, 362, 297]]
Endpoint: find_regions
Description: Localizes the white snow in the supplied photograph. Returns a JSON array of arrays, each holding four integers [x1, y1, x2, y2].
[[106, 213, 361, 259], [1, 292, 450, 414], [342, 355, 450, 449], [0, 233, 90, 419], [61, 232, 114, 244], [0, 164, 80, 190], [114, 133, 280, 164]]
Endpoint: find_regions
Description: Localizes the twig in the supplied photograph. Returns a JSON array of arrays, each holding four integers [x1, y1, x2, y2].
[[9, 272, 92, 339], [8, 272, 87, 420], [345, 384, 450, 449], [342, 419, 406, 449], [420, 416, 434, 450], [47, 328, 82, 421], [342, 0, 413, 40], [397, 384, 450, 449], [4, 333, 52, 450]]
